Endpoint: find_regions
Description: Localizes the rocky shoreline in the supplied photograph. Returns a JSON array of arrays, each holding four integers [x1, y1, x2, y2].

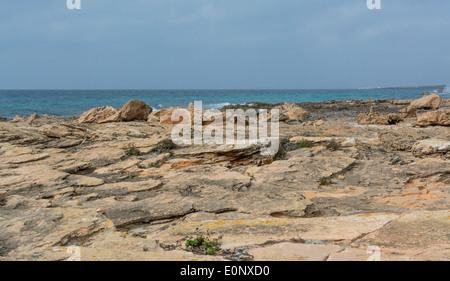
[[0, 95, 449, 261]]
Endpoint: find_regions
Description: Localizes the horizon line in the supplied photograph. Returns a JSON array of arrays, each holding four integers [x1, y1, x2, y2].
[[0, 85, 444, 91]]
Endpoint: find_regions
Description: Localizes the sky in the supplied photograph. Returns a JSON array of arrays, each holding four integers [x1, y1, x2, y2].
[[1, 0, 449, 89]]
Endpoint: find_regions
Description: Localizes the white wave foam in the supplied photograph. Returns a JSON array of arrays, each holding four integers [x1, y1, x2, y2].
[[206, 102, 232, 109]]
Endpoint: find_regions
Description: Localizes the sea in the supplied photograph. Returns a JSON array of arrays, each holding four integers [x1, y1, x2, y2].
[[0, 87, 448, 119]]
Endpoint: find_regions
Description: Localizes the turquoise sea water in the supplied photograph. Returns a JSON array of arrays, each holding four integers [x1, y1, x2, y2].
[[0, 87, 447, 119]]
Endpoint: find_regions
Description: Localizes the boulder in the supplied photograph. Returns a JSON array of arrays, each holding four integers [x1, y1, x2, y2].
[[77, 106, 121, 124], [410, 94, 442, 109], [120, 100, 152, 122], [416, 110, 450, 127]]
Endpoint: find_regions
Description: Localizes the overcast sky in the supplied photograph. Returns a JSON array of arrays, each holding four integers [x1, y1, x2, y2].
[[1, 0, 449, 89]]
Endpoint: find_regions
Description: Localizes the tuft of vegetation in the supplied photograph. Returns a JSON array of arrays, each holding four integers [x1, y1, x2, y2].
[[319, 178, 329, 186], [326, 140, 340, 151], [185, 236, 221, 255], [152, 139, 177, 154], [299, 140, 314, 148], [274, 138, 316, 161], [274, 138, 318, 161], [125, 145, 141, 156]]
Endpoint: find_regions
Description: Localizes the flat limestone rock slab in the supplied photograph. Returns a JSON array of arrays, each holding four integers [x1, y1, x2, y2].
[[248, 242, 343, 261], [352, 210, 450, 250]]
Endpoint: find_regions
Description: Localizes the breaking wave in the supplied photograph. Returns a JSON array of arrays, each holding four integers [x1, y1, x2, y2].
[[206, 102, 232, 109]]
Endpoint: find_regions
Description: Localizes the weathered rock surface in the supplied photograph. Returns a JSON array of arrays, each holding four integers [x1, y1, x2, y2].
[[260, 103, 309, 123], [378, 130, 428, 151], [412, 139, 450, 157], [351, 210, 450, 261], [149, 107, 185, 125], [27, 113, 39, 124], [358, 110, 402, 125], [279, 103, 309, 122], [38, 124, 85, 138], [138, 153, 170, 168], [417, 110, 450, 127], [410, 94, 443, 109], [248, 243, 343, 261], [1, 99, 449, 261], [399, 107, 416, 118], [290, 136, 356, 147]]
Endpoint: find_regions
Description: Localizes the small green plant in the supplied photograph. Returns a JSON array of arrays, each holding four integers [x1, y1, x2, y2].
[[319, 178, 329, 186], [126, 145, 141, 156], [326, 141, 340, 151], [152, 139, 177, 153], [185, 236, 220, 255], [299, 140, 314, 148]]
